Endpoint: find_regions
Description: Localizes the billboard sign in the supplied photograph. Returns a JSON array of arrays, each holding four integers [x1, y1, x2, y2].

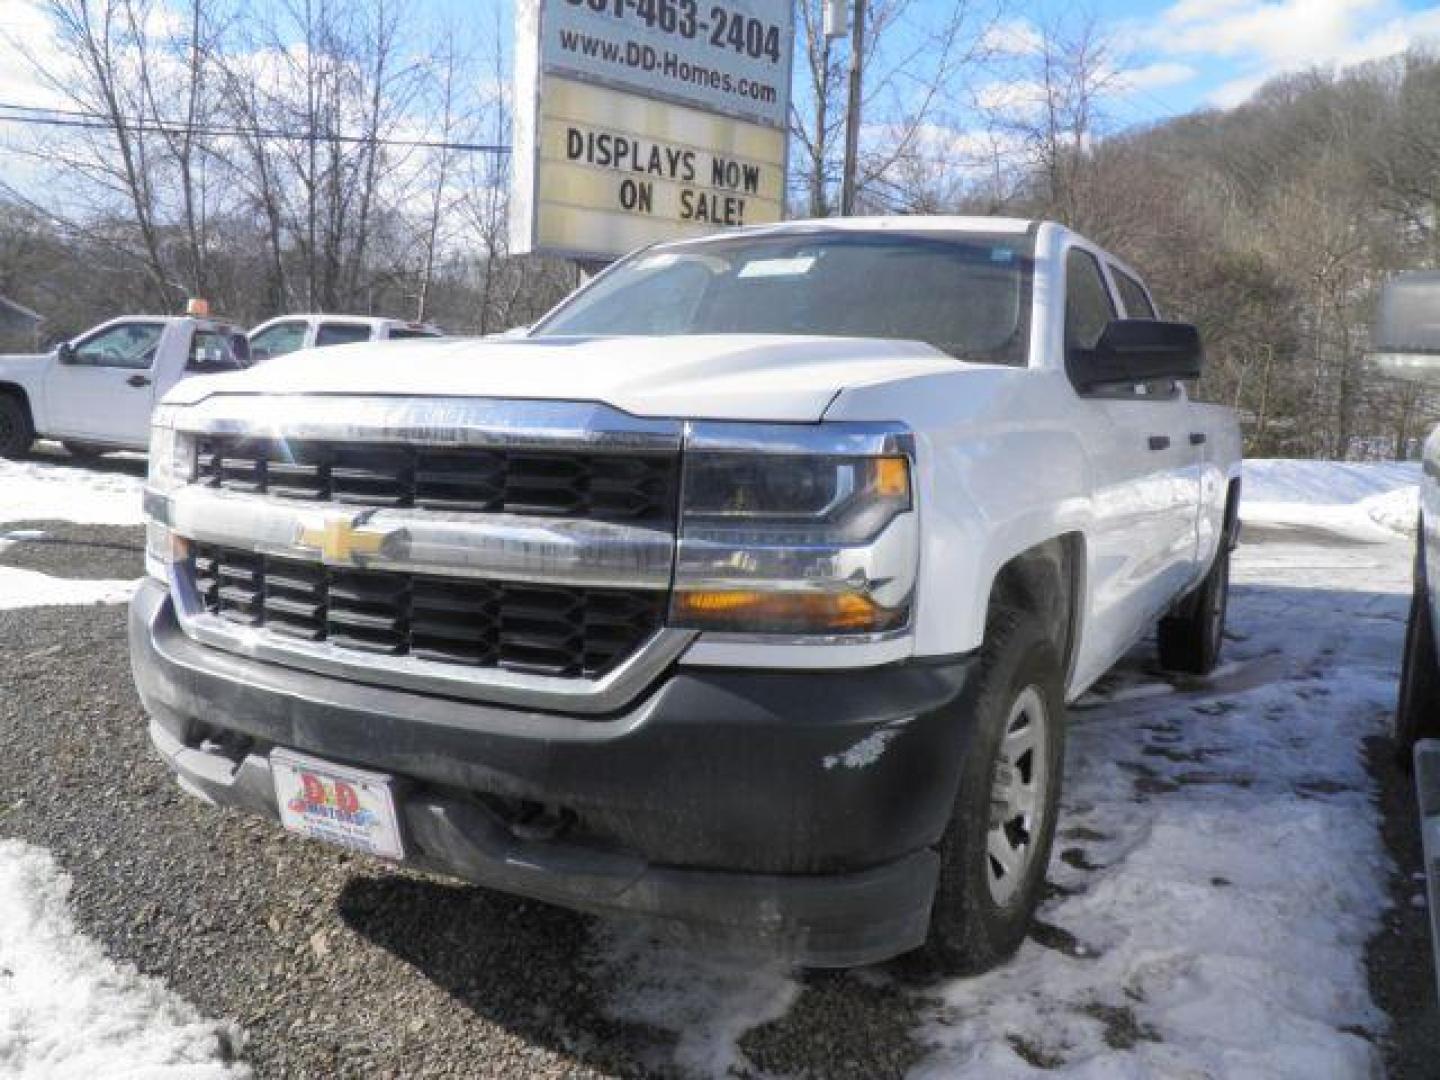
[[511, 0, 793, 261]]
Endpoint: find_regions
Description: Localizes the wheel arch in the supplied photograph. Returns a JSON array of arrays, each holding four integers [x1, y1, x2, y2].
[[983, 532, 1086, 690], [0, 381, 35, 432], [0, 380, 33, 414], [1223, 476, 1242, 551]]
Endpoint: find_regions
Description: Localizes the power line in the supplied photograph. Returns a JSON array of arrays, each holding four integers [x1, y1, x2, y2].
[[0, 102, 510, 154]]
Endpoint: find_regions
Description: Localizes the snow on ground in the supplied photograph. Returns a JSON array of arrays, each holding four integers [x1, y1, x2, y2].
[[592, 466, 1411, 1078], [1245, 457, 1420, 538], [0, 456, 144, 608], [0, 840, 246, 1079], [1242, 458, 1419, 506], [0, 563, 140, 610], [0, 454, 146, 527]]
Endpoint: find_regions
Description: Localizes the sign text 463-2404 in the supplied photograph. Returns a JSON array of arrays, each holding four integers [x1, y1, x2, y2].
[[565, 0, 784, 64]]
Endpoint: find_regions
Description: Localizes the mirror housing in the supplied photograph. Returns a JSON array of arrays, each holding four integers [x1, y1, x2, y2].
[[55, 342, 77, 365], [1068, 319, 1203, 393], [1369, 271, 1440, 384]]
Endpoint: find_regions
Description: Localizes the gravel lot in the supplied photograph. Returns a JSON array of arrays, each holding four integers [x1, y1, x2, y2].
[[0, 452, 1436, 1077]]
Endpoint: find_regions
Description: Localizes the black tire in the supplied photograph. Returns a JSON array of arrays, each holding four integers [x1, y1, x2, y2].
[[1395, 533, 1440, 763], [919, 608, 1066, 975], [62, 441, 106, 461], [0, 394, 32, 459], [1157, 544, 1230, 675]]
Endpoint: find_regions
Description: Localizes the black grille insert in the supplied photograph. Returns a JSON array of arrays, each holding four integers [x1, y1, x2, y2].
[[196, 437, 678, 522], [189, 545, 665, 679]]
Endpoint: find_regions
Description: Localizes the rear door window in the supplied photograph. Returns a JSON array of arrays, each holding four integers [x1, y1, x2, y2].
[[187, 330, 246, 372], [1112, 267, 1158, 319], [315, 323, 372, 347]]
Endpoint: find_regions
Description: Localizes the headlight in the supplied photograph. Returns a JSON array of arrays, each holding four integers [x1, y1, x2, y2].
[[143, 406, 195, 580], [671, 426, 918, 636]]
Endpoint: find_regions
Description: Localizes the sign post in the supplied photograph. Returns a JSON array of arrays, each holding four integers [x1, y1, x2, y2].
[[511, 0, 794, 262]]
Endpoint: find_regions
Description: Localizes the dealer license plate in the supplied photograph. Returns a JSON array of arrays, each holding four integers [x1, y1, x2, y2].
[[271, 749, 404, 861]]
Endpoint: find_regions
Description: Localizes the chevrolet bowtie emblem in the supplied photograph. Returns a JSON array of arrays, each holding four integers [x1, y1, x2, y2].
[[296, 515, 393, 563]]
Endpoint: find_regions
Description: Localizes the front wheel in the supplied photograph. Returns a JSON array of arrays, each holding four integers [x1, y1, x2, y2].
[[1396, 554, 1440, 762], [0, 395, 32, 459], [919, 608, 1065, 975], [1158, 545, 1230, 675]]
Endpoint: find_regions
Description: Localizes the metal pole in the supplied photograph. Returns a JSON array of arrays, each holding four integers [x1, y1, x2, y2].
[[839, 0, 866, 216]]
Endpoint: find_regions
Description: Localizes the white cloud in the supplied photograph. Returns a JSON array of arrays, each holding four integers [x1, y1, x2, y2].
[[979, 18, 1044, 58], [0, 0, 74, 112], [1147, 0, 1440, 105], [1115, 61, 1199, 92], [975, 78, 1047, 116]]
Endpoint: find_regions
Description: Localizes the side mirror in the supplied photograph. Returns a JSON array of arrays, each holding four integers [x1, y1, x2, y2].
[[1068, 319, 1203, 393], [1368, 271, 1440, 384], [55, 342, 77, 365]]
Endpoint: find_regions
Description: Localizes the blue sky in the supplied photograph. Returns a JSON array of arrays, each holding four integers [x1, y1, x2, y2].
[[4, 0, 1440, 139], [1060, 0, 1440, 119], [463, 0, 1440, 133]]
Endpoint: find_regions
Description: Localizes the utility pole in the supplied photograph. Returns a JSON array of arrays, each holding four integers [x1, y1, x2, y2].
[[839, 0, 866, 216]]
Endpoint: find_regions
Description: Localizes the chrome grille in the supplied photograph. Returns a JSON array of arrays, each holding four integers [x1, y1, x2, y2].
[[196, 437, 678, 522], [190, 544, 666, 678]]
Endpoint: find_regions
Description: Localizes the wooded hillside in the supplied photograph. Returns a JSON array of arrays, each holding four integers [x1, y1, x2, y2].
[[1, 0, 1438, 459]]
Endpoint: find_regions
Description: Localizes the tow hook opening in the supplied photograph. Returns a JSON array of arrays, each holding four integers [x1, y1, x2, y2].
[[482, 795, 578, 843]]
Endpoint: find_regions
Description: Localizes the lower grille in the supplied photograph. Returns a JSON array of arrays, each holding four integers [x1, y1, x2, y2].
[[190, 544, 665, 678]]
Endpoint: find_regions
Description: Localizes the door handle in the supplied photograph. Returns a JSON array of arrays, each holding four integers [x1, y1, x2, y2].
[[126, 374, 152, 388], [1189, 432, 1207, 446], [1147, 435, 1171, 451]]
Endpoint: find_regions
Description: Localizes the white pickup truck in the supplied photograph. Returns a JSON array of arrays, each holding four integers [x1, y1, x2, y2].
[[1373, 273, 1440, 756], [131, 217, 1242, 971], [248, 314, 443, 363], [0, 312, 249, 457]]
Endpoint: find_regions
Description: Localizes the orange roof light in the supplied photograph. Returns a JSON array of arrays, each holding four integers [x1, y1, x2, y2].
[[185, 298, 210, 317]]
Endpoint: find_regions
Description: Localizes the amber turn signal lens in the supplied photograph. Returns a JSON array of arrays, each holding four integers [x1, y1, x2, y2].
[[672, 589, 903, 633], [872, 456, 910, 499]]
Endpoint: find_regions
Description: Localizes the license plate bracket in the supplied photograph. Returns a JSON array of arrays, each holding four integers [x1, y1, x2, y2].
[[271, 748, 405, 861]]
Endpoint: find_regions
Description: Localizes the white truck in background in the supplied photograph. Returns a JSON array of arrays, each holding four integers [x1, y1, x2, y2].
[[1374, 271, 1440, 756], [0, 308, 249, 458], [248, 314, 444, 362], [132, 217, 1242, 972]]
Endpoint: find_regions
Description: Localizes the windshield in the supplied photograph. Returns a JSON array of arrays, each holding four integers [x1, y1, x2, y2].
[[533, 230, 1034, 365]]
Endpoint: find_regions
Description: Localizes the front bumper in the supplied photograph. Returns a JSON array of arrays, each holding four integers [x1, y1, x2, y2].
[[130, 578, 976, 966]]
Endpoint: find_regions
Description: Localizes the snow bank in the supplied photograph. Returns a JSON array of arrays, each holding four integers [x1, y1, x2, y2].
[[1362, 485, 1420, 537], [0, 457, 145, 526], [0, 840, 246, 1079], [1244, 458, 1421, 539], [1242, 458, 1419, 505]]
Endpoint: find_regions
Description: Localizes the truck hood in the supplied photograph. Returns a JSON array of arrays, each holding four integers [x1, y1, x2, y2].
[[0, 352, 48, 373], [170, 335, 959, 421]]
